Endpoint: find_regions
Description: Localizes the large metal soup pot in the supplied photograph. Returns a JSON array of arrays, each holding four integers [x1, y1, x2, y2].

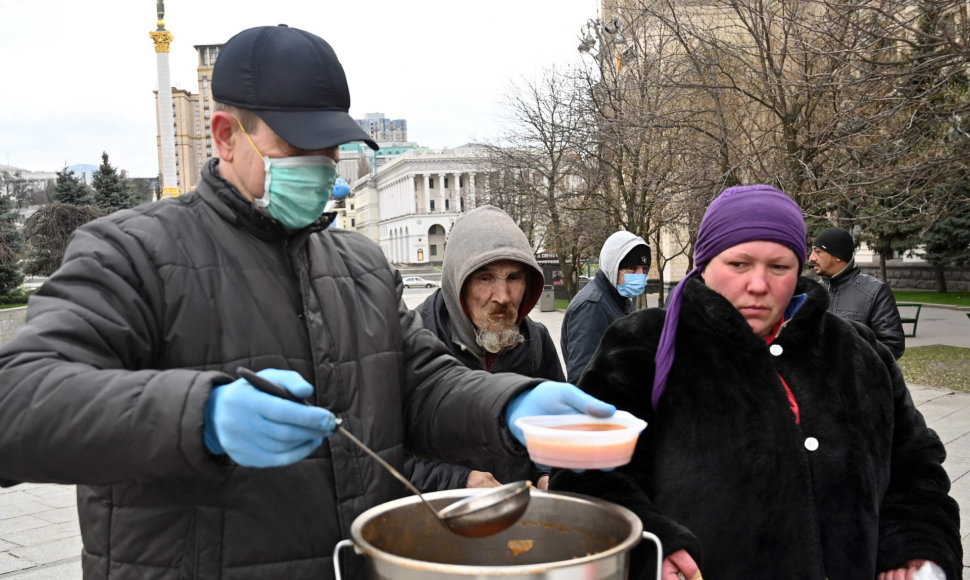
[[333, 488, 661, 580]]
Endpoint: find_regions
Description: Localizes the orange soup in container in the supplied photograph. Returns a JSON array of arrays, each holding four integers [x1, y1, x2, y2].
[[515, 411, 647, 469]]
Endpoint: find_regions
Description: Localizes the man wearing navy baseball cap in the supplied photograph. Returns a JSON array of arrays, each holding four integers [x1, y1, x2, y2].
[[0, 25, 616, 579]]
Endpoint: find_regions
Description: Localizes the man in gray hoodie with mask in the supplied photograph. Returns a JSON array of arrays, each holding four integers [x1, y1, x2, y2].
[[405, 205, 564, 491], [561, 230, 651, 384]]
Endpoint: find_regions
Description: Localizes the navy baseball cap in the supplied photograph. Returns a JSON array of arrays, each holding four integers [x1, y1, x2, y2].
[[212, 25, 379, 151]]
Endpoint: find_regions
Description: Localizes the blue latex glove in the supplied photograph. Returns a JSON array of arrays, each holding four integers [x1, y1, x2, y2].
[[204, 369, 337, 468], [506, 381, 616, 445]]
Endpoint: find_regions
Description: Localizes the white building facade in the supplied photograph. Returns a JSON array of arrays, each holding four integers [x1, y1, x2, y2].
[[347, 146, 494, 265]]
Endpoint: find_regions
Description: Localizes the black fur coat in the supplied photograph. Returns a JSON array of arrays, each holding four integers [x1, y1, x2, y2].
[[552, 277, 961, 579]]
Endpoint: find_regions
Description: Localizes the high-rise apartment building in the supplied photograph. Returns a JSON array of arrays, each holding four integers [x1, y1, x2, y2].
[[357, 113, 407, 143]]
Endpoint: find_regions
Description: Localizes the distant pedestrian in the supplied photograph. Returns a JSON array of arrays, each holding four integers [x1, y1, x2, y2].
[[561, 231, 651, 384], [809, 227, 905, 359]]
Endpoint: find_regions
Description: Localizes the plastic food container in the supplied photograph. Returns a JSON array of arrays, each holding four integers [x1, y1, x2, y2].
[[515, 411, 647, 469]]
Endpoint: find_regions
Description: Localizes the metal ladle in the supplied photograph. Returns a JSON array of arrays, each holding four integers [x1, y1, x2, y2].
[[236, 368, 531, 538]]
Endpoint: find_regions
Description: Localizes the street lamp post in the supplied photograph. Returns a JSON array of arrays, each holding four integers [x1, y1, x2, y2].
[[578, 16, 627, 72]]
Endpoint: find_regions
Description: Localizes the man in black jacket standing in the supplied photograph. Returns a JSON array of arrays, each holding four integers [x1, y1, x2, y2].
[[407, 205, 564, 492], [810, 227, 906, 359], [0, 25, 613, 580]]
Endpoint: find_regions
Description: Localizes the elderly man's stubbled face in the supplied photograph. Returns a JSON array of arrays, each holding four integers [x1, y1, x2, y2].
[[462, 260, 528, 354]]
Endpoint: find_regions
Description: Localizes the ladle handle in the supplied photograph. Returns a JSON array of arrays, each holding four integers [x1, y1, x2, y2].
[[333, 420, 444, 521], [236, 367, 311, 405], [236, 368, 444, 524]]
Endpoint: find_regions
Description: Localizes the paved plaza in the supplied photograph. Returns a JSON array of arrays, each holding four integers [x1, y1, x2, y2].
[[1, 290, 969, 578]]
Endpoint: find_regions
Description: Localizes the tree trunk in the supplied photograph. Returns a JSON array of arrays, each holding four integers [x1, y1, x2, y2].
[[879, 253, 888, 284], [656, 264, 666, 308], [934, 266, 948, 293]]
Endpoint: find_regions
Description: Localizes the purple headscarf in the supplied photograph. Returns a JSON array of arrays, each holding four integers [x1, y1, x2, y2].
[[651, 185, 807, 410]]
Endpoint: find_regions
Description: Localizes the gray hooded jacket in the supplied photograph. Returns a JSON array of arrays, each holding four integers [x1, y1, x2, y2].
[[408, 205, 564, 490]]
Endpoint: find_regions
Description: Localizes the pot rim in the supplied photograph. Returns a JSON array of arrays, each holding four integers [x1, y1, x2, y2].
[[347, 488, 644, 573]]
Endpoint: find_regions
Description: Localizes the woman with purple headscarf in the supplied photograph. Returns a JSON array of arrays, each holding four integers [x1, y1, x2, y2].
[[551, 186, 961, 579]]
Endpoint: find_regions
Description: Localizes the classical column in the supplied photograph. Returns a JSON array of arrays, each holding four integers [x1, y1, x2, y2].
[[149, 3, 179, 198], [438, 173, 447, 213], [468, 172, 477, 209], [423, 174, 431, 213], [408, 173, 417, 214], [453, 172, 463, 212]]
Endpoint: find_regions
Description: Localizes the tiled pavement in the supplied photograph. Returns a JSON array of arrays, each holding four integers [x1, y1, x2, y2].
[[1, 292, 968, 578], [0, 484, 80, 578]]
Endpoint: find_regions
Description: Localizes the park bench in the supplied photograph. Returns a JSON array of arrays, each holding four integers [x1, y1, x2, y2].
[[897, 303, 922, 337]]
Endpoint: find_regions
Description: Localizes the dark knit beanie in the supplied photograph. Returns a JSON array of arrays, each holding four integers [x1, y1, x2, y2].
[[813, 227, 854, 262], [618, 243, 652, 270]]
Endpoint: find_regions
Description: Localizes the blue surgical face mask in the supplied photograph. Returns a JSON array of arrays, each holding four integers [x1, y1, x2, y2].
[[617, 273, 647, 298], [237, 118, 338, 230]]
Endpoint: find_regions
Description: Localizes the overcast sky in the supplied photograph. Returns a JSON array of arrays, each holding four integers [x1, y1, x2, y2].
[[0, 0, 599, 177]]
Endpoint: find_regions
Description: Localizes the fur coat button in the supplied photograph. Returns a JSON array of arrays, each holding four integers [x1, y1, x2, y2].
[[804, 437, 819, 451], [769, 344, 783, 356]]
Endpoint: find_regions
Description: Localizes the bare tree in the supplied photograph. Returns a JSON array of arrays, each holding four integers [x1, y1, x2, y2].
[[484, 68, 594, 298], [22, 204, 101, 276]]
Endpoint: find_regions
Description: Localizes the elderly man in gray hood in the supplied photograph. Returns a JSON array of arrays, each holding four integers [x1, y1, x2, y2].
[[405, 205, 564, 491]]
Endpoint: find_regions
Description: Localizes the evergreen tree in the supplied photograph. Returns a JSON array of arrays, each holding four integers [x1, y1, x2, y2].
[[91, 151, 136, 213], [858, 191, 923, 284], [921, 182, 970, 292], [52, 166, 93, 206], [0, 192, 24, 296]]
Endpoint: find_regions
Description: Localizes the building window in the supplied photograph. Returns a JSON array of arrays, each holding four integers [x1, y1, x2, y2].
[[430, 245, 438, 256], [430, 200, 435, 211], [460, 197, 465, 212], [429, 178, 434, 189], [444, 177, 449, 188], [459, 177, 463, 188], [445, 199, 450, 211], [351, 219, 356, 227]]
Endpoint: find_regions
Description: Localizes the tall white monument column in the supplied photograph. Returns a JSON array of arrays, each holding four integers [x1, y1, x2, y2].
[[150, 2, 179, 198]]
